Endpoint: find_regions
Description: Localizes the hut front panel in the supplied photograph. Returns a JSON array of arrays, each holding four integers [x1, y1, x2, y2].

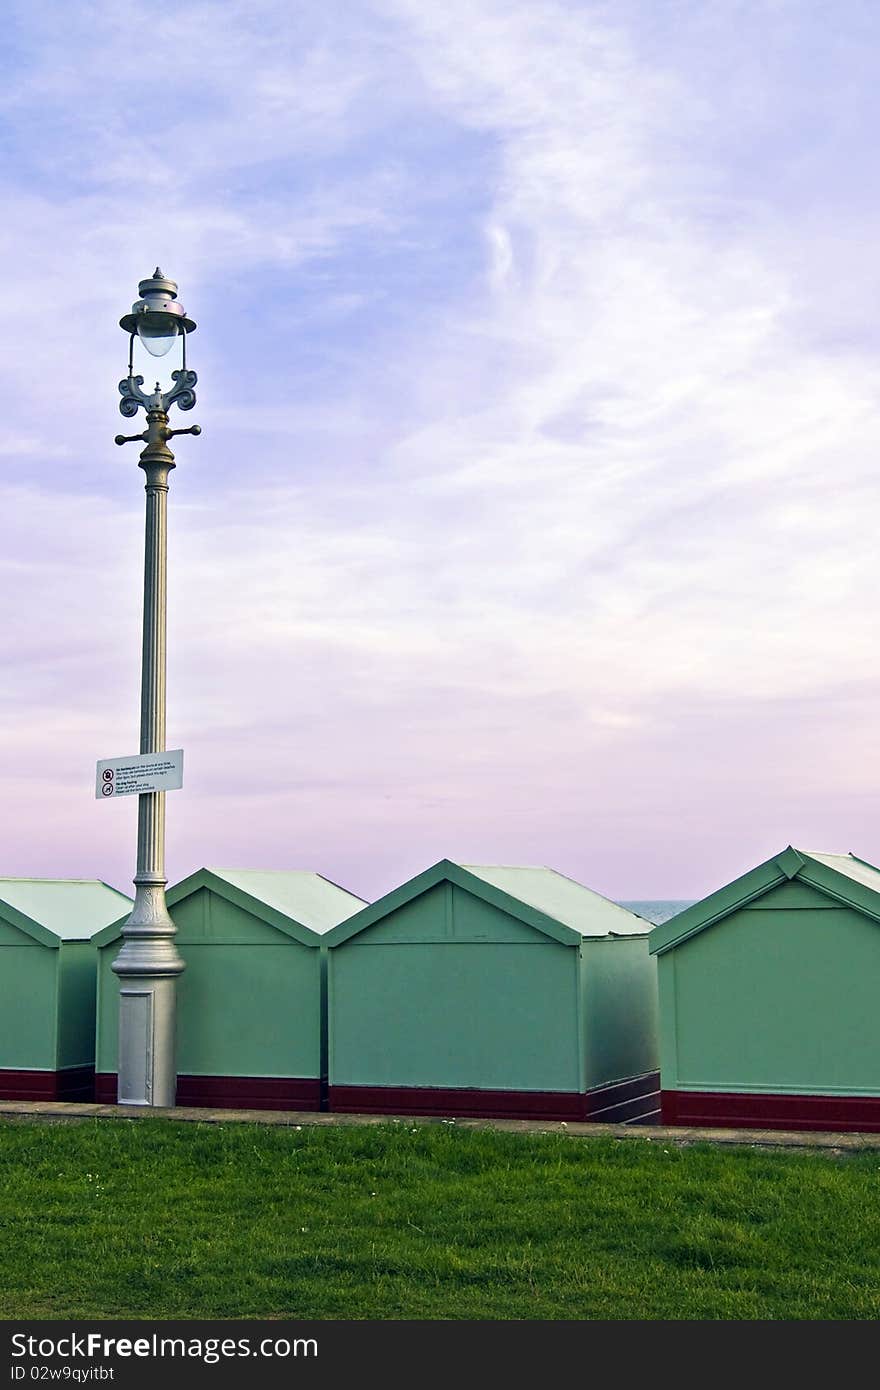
[[175, 941, 321, 1080], [174, 890, 322, 1094], [581, 937, 659, 1107], [329, 887, 580, 1095], [661, 894, 880, 1098], [94, 889, 323, 1107], [56, 942, 97, 1071], [0, 921, 59, 1089]]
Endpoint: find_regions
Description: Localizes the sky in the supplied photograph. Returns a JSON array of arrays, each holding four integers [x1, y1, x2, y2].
[[1, 0, 878, 904]]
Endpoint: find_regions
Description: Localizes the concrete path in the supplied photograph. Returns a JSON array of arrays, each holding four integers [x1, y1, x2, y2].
[[0, 1099, 878, 1152]]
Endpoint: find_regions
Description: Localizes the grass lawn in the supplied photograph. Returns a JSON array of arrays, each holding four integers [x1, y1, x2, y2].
[[0, 1117, 878, 1319]]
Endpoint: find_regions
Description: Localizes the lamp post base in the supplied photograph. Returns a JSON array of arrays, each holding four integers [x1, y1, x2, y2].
[[112, 870, 185, 1109], [116, 977, 179, 1107]]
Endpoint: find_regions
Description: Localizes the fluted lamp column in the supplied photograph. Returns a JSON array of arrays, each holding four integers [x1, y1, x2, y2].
[[111, 270, 200, 1107]]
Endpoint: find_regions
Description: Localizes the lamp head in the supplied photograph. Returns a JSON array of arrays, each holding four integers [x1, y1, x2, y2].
[[120, 268, 196, 357]]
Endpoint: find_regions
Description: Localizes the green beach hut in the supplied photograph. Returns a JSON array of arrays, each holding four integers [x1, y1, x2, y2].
[[325, 860, 659, 1121], [0, 877, 132, 1100], [651, 846, 880, 1132], [94, 868, 365, 1109]]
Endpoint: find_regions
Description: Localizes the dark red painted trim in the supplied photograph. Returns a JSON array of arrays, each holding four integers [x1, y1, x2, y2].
[[0, 1066, 94, 1103], [662, 1089, 880, 1134], [95, 1073, 321, 1111], [95, 1072, 117, 1104], [328, 1084, 584, 1120], [176, 1075, 321, 1111], [329, 1072, 661, 1122]]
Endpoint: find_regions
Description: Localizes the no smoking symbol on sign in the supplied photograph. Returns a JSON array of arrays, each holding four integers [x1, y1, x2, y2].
[[101, 769, 114, 797]]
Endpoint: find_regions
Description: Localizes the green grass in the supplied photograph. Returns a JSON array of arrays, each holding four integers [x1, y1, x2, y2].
[[0, 1117, 879, 1319]]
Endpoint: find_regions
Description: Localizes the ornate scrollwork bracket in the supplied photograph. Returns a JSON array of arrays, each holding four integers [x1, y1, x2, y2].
[[163, 367, 198, 413], [118, 368, 198, 419], [118, 374, 151, 418]]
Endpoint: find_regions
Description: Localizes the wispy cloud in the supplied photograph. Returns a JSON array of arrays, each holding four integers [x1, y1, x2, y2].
[[2, 0, 879, 899]]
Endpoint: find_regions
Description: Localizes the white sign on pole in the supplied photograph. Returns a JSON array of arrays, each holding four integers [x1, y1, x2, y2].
[[96, 749, 184, 800]]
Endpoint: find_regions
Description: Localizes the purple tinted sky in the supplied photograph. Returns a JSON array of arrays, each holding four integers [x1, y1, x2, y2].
[[1, 0, 879, 904]]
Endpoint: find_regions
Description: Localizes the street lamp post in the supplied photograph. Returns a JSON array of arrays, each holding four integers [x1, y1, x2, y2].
[[111, 270, 199, 1107]]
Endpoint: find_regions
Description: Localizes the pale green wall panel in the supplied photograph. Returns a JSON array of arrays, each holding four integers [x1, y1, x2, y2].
[[329, 942, 580, 1091], [175, 890, 290, 946], [743, 881, 834, 911], [176, 942, 321, 1078], [319, 951, 328, 1084], [0, 947, 58, 1070], [56, 943, 97, 1069], [657, 954, 679, 1087], [343, 883, 450, 945], [347, 884, 549, 948], [581, 938, 658, 1089], [173, 886, 210, 940], [450, 886, 552, 943], [664, 903, 880, 1094], [0, 920, 41, 947], [95, 944, 118, 1073]]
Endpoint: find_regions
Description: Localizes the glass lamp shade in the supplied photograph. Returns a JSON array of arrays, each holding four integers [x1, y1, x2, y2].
[[137, 314, 180, 357]]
